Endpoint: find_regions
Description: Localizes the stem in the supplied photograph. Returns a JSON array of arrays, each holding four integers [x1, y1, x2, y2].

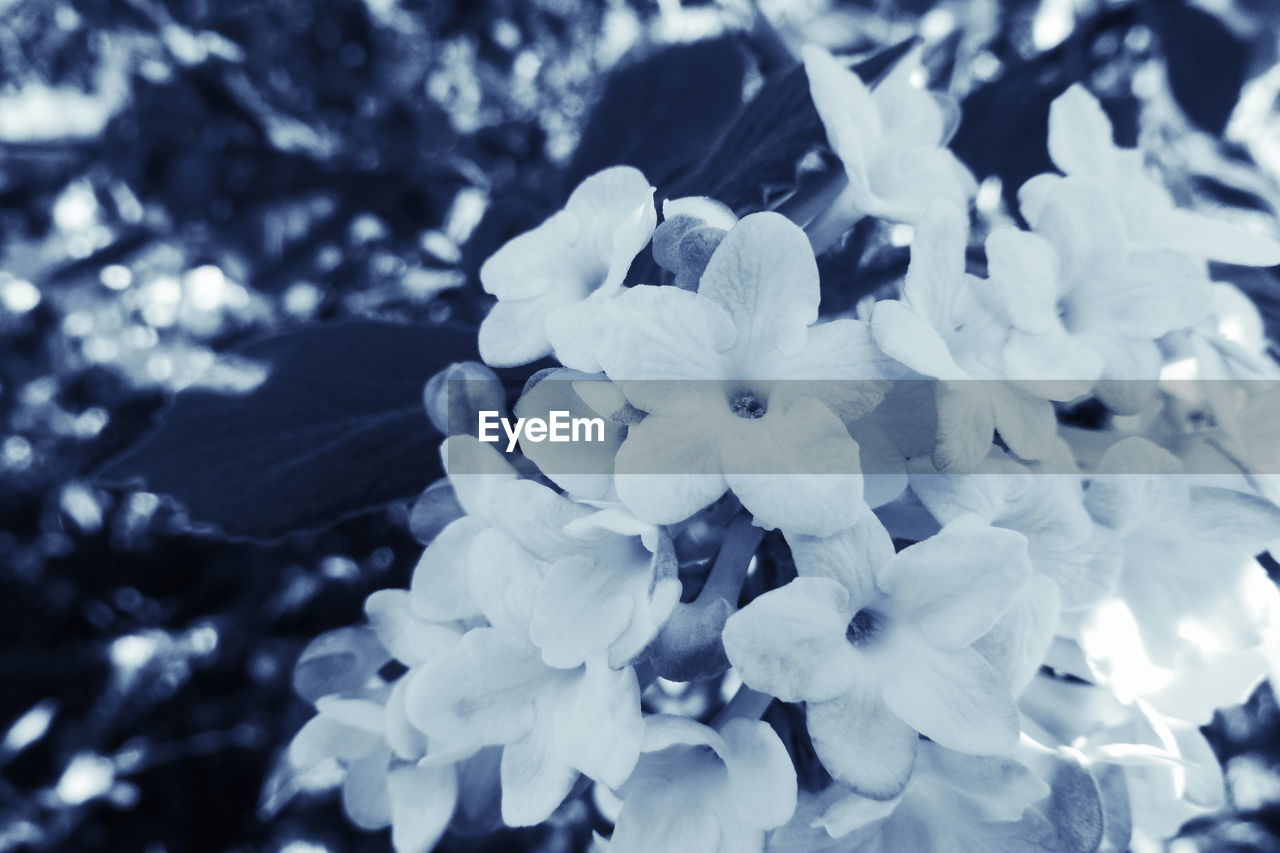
[[696, 513, 763, 605], [804, 187, 866, 256], [711, 685, 773, 729]]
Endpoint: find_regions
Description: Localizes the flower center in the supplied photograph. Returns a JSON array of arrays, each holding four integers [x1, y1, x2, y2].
[[845, 608, 882, 646], [730, 390, 767, 419]]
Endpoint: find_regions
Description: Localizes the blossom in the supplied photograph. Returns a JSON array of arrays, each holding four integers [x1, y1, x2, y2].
[[404, 572, 644, 825], [722, 513, 1030, 796], [511, 367, 629, 501], [869, 203, 1063, 469], [802, 45, 975, 234], [609, 714, 796, 853], [1077, 702, 1226, 843], [286, 595, 469, 853], [1029, 84, 1280, 267], [530, 500, 682, 669], [412, 437, 679, 670], [478, 165, 656, 371], [409, 436, 594, 624], [1069, 437, 1280, 720], [767, 741, 1080, 853], [908, 450, 1119, 611], [595, 211, 898, 536], [1005, 174, 1214, 409]]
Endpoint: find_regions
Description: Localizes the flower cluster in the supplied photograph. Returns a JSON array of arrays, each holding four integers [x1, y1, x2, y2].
[[287, 46, 1280, 852]]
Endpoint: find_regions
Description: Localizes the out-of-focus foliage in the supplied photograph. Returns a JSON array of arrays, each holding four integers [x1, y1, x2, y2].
[[4, 0, 1280, 851]]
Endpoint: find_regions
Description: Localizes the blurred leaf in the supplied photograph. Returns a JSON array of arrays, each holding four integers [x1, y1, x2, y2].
[[566, 36, 748, 192], [1146, 0, 1247, 136], [951, 4, 1141, 208], [99, 320, 475, 541]]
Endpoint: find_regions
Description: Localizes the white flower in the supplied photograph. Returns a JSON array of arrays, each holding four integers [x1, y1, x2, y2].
[[478, 166, 656, 371], [287, 596, 466, 853], [1031, 84, 1280, 267], [722, 514, 1030, 797], [869, 204, 1063, 469], [803, 45, 975, 231], [1070, 437, 1280, 720], [609, 715, 796, 853], [409, 436, 594, 625], [908, 451, 1119, 611], [596, 212, 898, 536], [404, 611, 643, 825], [414, 436, 680, 670], [769, 742, 1059, 853], [1007, 174, 1214, 404], [1077, 702, 1226, 843], [512, 368, 629, 501], [530, 502, 682, 669]]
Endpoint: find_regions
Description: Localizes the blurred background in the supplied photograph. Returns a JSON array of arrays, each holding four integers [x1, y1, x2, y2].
[[3, 0, 1280, 850]]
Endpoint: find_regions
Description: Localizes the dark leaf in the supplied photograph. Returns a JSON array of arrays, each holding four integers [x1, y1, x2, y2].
[[1146, 0, 1248, 136], [951, 4, 1140, 208], [98, 320, 475, 541], [565, 36, 749, 192], [953, 75, 1137, 209], [676, 37, 920, 214]]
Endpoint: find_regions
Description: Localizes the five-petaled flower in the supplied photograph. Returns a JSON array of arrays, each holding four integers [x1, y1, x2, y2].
[[595, 211, 899, 536], [723, 513, 1032, 797], [478, 165, 656, 372]]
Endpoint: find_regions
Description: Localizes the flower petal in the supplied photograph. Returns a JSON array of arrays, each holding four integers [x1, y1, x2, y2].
[[718, 718, 798, 830], [365, 589, 461, 667], [499, 722, 579, 826], [1047, 84, 1117, 179], [901, 202, 967, 315], [932, 382, 995, 473], [722, 577, 860, 703], [721, 397, 864, 537], [786, 516, 892, 606], [512, 369, 622, 500], [466, 527, 547, 634], [440, 435, 517, 516], [595, 285, 735, 392], [409, 515, 486, 622], [988, 385, 1057, 462], [803, 45, 880, 202], [342, 747, 393, 829], [552, 658, 643, 787], [698, 212, 820, 364], [871, 299, 966, 381], [973, 575, 1061, 696], [881, 638, 1019, 755], [388, 762, 458, 853], [611, 751, 726, 853], [880, 516, 1031, 649], [613, 413, 729, 525], [289, 714, 382, 768], [478, 296, 559, 367], [1084, 437, 1187, 532], [493, 479, 594, 561], [1147, 207, 1280, 266], [404, 627, 545, 746], [563, 165, 657, 292], [530, 554, 634, 668], [479, 210, 580, 301], [807, 687, 918, 799], [292, 626, 389, 705]]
